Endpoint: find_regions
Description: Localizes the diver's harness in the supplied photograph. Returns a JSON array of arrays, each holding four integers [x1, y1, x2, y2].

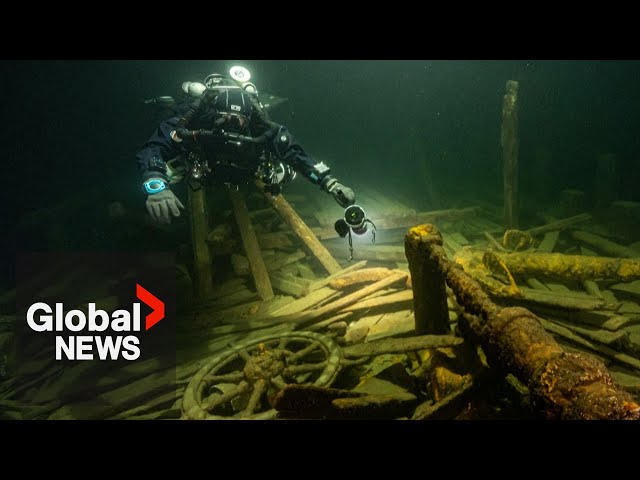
[[169, 119, 295, 194], [167, 71, 296, 194]]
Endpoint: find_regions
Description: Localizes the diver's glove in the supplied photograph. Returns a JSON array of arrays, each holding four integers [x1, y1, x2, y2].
[[322, 176, 356, 208], [143, 178, 185, 225]]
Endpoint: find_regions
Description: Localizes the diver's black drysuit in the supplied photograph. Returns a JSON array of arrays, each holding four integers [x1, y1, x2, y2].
[[135, 88, 355, 208]]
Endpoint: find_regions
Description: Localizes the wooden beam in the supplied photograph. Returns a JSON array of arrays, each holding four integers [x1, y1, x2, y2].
[[257, 181, 341, 275], [501, 80, 520, 230], [228, 188, 274, 301], [187, 186, 213, 299]]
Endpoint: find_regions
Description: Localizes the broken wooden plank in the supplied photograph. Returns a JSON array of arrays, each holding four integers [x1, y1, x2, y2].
[[230, 254, 250, 277], [610, 280, 640, 298], [229, 188, 274, 301], [344, 313, 385, 344], [210, 278, 247, 299], [331, 392, 417, 419], [306, 312, 354, 332], [412, 378, 475, 420], [537, 230, 560, 253], [601, 289, 619, 306], [539, 317, 640, 373], [296, 262, 318, 280], [528, 306, 636, 332], [329, 267, 394, 290], [366, 311, 416, 341], [269, 286, 338, 316], [265, 250, 306, 273], [548, 317, 631, 350], [484, 231, 507, 252], [526, 277, 550, 291], [582, 279, 604, 299], [269, 272, 310, 298], [306, 260, 368, 294], [516, 287, 606, 310], [275, 272, 406, 328], [545, 282, 571, 293], [205, 272, 406, 335], [525, 213, 592, 237], [339, 289, 413, 313], [343, 334, 464, 358], [571, 230, 639, 258], [256, 231, 294, 250]]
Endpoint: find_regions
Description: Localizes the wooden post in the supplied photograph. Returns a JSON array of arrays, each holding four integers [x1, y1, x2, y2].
[[404, 225, 450, 335], [501, 80, 520, 230], [228, 188, 274, 301], [257, 181, 342, 275], [187, 185, 213, 300]]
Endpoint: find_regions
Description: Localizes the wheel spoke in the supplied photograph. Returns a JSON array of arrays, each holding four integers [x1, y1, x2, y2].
[[284, 361, 328, 375], [201, 381, 249, 412], [204, 371, 245, 384], [340, 357, 369, 366], [240, 379, 267, 417], [237, 348, 252, 362], [271, 375, 288, 391], [288, 341, 321, 363]]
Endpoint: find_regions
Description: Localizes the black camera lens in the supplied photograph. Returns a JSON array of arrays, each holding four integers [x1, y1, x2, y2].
[[334, 219, 350, 238]]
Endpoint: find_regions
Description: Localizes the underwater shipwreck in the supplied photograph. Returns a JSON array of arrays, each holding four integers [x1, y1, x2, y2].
[[2, 79, 640, 420]]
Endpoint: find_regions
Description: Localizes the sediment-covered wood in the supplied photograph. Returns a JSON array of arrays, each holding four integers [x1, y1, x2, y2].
[[342, 335, 463, 358], [258, 181, 342, 275], [406, 223, 640, 420], [405, 226, 450, 334]]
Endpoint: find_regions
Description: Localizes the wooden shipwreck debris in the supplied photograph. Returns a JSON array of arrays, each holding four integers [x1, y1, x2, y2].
[[525, 213, 592, 237], [405, 226, 450, 335], [328, 267, 396, 290], [571, 230, 639, 258], [228, 188, 274, 301], [272, 384, 416, 419], [257, 180, 342, 275], [501, 79, 520, 230], [456, 248, 640, 283], [187, 185, 214, 299], [342, 335, 463, 358], [405, 223, 640, 420]]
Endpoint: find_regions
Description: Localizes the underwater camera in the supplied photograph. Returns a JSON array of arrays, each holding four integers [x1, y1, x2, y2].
[[334, 205, 376, 260]]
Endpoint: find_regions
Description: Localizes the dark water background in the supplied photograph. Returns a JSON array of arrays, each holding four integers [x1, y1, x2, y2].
[[2, 60, 640, 289]]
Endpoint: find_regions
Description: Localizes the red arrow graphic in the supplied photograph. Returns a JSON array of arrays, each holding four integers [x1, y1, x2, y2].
[[136, 283, 165, 330]]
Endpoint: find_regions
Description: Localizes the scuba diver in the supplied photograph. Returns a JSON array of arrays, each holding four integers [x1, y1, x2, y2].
[[136, 66, 356, 225]]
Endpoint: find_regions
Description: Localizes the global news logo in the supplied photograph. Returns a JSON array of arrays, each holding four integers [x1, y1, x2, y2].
[[25, 284, 164, 361]]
